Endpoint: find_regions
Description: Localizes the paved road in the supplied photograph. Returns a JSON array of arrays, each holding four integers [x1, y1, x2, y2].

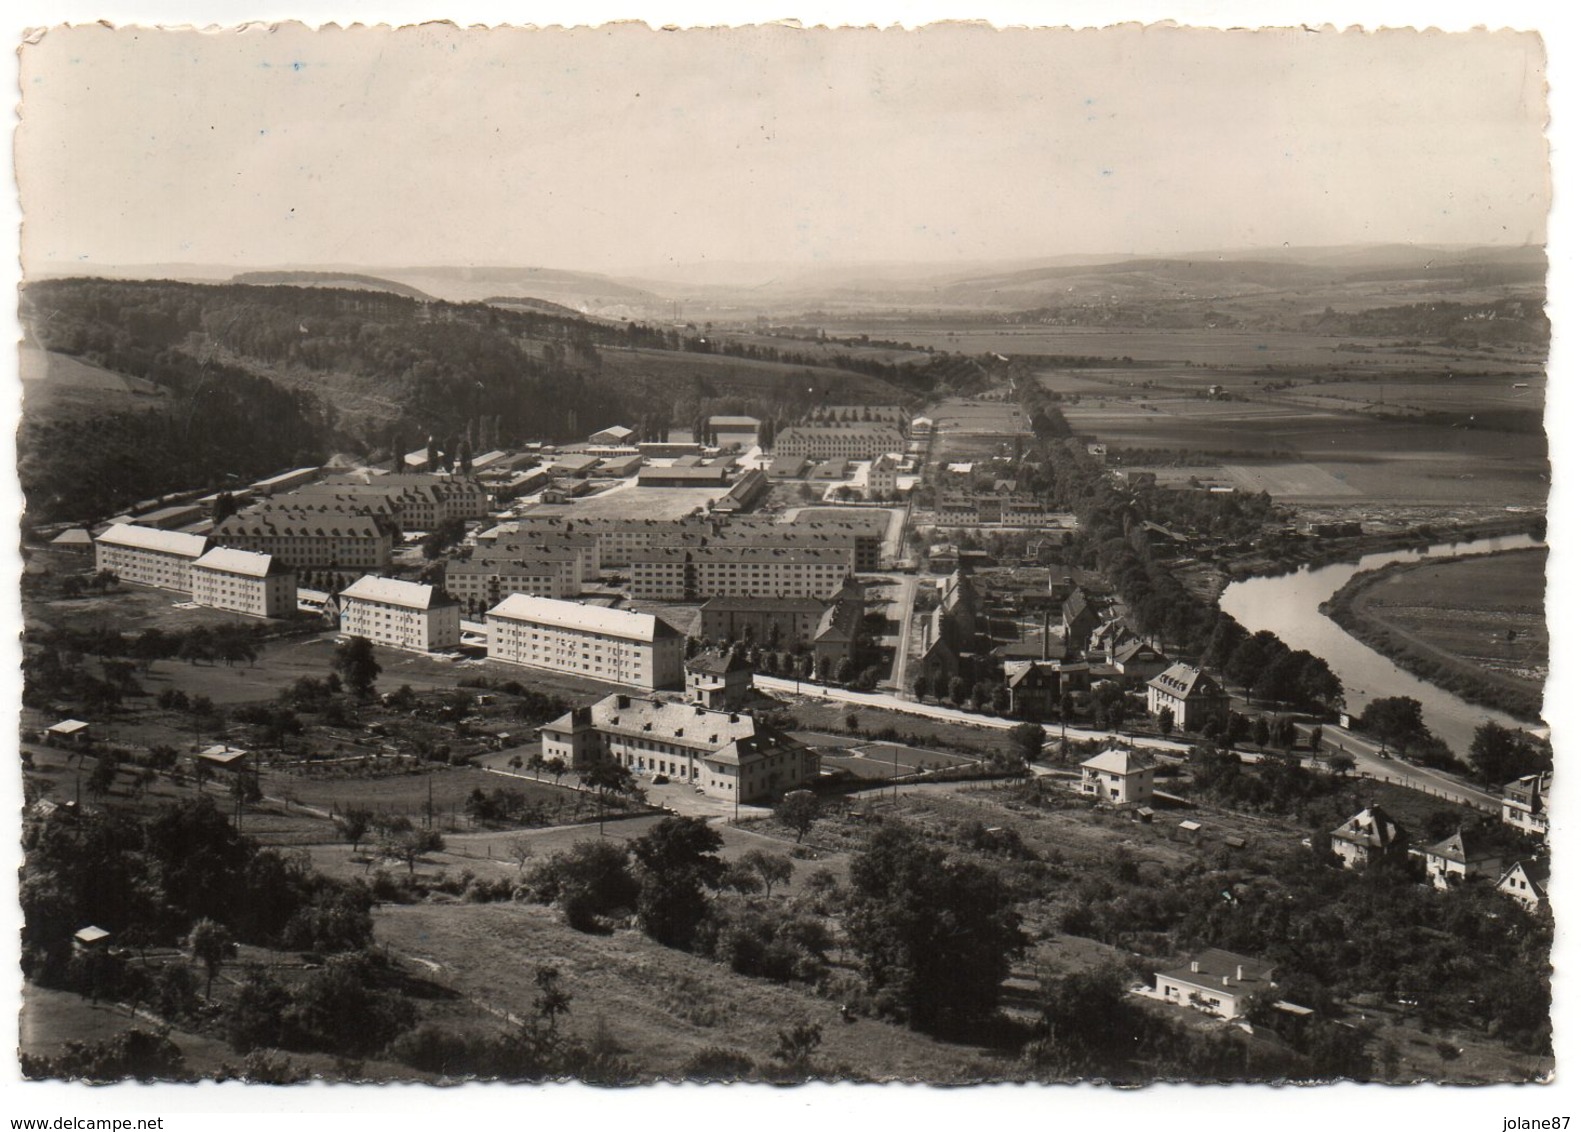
[[1297, 723, 1499, 811], [756, 675, 1193, 755], [887, 571, 923, 693]]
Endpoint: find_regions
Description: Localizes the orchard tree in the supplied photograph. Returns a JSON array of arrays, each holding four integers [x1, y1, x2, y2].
[[333, 636, 382, 699], [741, 849, 794, 897], [186, 918, 236, 1000], [774, 790, 821, 844]]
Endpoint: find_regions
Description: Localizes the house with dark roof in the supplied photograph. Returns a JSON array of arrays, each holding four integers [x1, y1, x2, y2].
[[1330, 805, 1409, 870], [1496, 857, 1550, 911], [1145, 663, 1227, 732], [1420, 827, 1508, 889], [686, 650, 754, 710], [1061, 587, 1099, 655], [1153, 949, 1277, 1020], [1502, 771, 1552, 839]]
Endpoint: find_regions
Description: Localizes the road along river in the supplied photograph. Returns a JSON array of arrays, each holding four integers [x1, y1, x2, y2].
[[1217, 533, 1544, 755]]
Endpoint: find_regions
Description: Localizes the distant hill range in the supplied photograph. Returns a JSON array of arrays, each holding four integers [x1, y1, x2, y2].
[[37, 242, 1545, 319]]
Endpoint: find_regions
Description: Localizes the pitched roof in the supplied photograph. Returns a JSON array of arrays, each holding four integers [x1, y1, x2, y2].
[[50, 528, 94, 547], [1147, 662, 1223, 700], [1500, 856, 1550, 898], [95, 523, 210, 559], [194, 547, 289, 578], [687, 650, 752, 675], [1081, 748, 1155, 776], [340, 575, 458, 610], [1157, 948, 1276, 996], [546, 693, 767, 755], [1330, 805, 1407, 850], [487, 594, 676, 641], [1424, 828, 1505, 865]]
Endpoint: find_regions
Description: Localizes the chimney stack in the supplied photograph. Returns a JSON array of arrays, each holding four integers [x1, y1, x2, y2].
[[1236, 965, 1244, 981], [1222, 976, 1231, 987], [1190, 960, 1200, 973]]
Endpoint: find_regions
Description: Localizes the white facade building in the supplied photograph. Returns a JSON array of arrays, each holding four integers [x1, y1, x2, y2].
[[94, 524, 210, 593], [191, 547, 296, 618], [338, 576, 461, 653], [486, 594, 684, 690], [540, 693, 818, 803]]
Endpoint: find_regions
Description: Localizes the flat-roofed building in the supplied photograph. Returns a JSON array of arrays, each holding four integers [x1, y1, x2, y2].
[[541, 693, 817, 803], [630, 545, 851, 601], [94, 524, 210, 593], [486, 594, 683, 690], [191, 547, 296, 618], [338, 576, 461, 653]]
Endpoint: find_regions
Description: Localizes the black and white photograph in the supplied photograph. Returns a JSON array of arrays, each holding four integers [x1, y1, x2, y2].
[[7, 2, 1569, 1108]]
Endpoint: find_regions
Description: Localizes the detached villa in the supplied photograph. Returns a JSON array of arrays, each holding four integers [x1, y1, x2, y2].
[[1153, 949, 1277, 1020], [1145, 663, 1227, 732], [1330, 805, 1409, 870], [1079, 748, 1156, 806]]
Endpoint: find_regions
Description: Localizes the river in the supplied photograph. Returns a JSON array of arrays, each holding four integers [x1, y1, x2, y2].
[[1217, 533, 1544, 754]]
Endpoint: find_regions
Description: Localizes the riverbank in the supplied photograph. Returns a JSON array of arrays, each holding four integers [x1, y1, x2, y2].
[[1217, 513, 1545, 589], [1319, 547, 1546, 725]]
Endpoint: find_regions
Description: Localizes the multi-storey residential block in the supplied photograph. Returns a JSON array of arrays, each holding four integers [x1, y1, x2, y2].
[[773, 421, 906, 460], [629, 546, 851, 601], [211, 512, 396, 571], [191, 547, 296, 618], [486, 594, 684, 690], [338, 576, 461, 653], [94, 524, 210, 593]]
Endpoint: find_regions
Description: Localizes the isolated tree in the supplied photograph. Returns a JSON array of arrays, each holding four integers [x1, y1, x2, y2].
[[1358, 696, 1428, 751], [1157, 706, 1174, 737], [912, 674, 929, 702], [580, 758, 636, 834], [386, 827, 445, 878], [333, 636, 382, 699], [1328, 753, 1357, 778], [544, 757, 568, 787], [1007, 722, 1046, 765], [499, 836, 535, 873], [335, 807, 374, 855], [845, 823, 1027, 1034], [772, 1021, 824, 1075], [532, 966, 572, 1031], [186, 918, 236, 1000], [631, 816, 727, 949], [742, 849, 794, 898], [774, 790, 821, 844]]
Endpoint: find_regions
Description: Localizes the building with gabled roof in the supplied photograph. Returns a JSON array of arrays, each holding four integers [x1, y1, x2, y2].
[[212, 511, 395, 571], [1145, 663, 1227, 732], [589, 425, 636, 446], [486, 594, 683, 690], [709, 415, 761, 450], [338, 576, 461, 653], [1502, 770, 1552, 839], [1153, 949, 1277, 1020], [94, 524, 210, 593], [1497, 857, 1550, 911], [1420, 827, 1508, 890], [686, 649, 754, 710], [540, 692, 817, 803], [1080, 748, 1156, 805], [191, 547, 296, 618], [1330, 804, 1409, 870]]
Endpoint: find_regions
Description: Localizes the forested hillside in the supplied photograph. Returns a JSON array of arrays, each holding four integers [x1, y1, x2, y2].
[[19, 278, 980, 523]]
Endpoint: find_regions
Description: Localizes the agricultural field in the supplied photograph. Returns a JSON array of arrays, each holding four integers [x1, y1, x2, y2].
[[1060, 394, 1548, 507], [19, 345, 167, 419], [717, 331, 933, 367], [598, 344, 902, 403], [928, 394, 1033, 461], [1330, 548, 1547, 708]]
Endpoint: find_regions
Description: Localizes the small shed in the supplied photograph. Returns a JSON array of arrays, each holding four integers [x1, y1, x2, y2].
[[43, 719, 92, 747], [1224, 836, 1248, 850], [1176, 819, 1203, 842], [73, 925, 111, 951], [195, 744, 250, 771]]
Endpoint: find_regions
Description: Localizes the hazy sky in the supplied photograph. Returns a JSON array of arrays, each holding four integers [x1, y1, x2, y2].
[[17, 22, 1549, 276]]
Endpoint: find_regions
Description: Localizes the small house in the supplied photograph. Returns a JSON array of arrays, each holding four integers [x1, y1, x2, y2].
[[42, 719, 92, 748], [1329, 805, 1409, 870], [1154, 949, 1276, 1020], [1420, 827, 1507, 889], [1496, 857, 1550, 911], [686, 650, 754, 711], [73, 925, 111, 952], [1079, 748, 1156, 806]]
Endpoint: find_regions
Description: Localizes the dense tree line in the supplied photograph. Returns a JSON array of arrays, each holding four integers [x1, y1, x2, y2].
[[21, 796, 375, 990]]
